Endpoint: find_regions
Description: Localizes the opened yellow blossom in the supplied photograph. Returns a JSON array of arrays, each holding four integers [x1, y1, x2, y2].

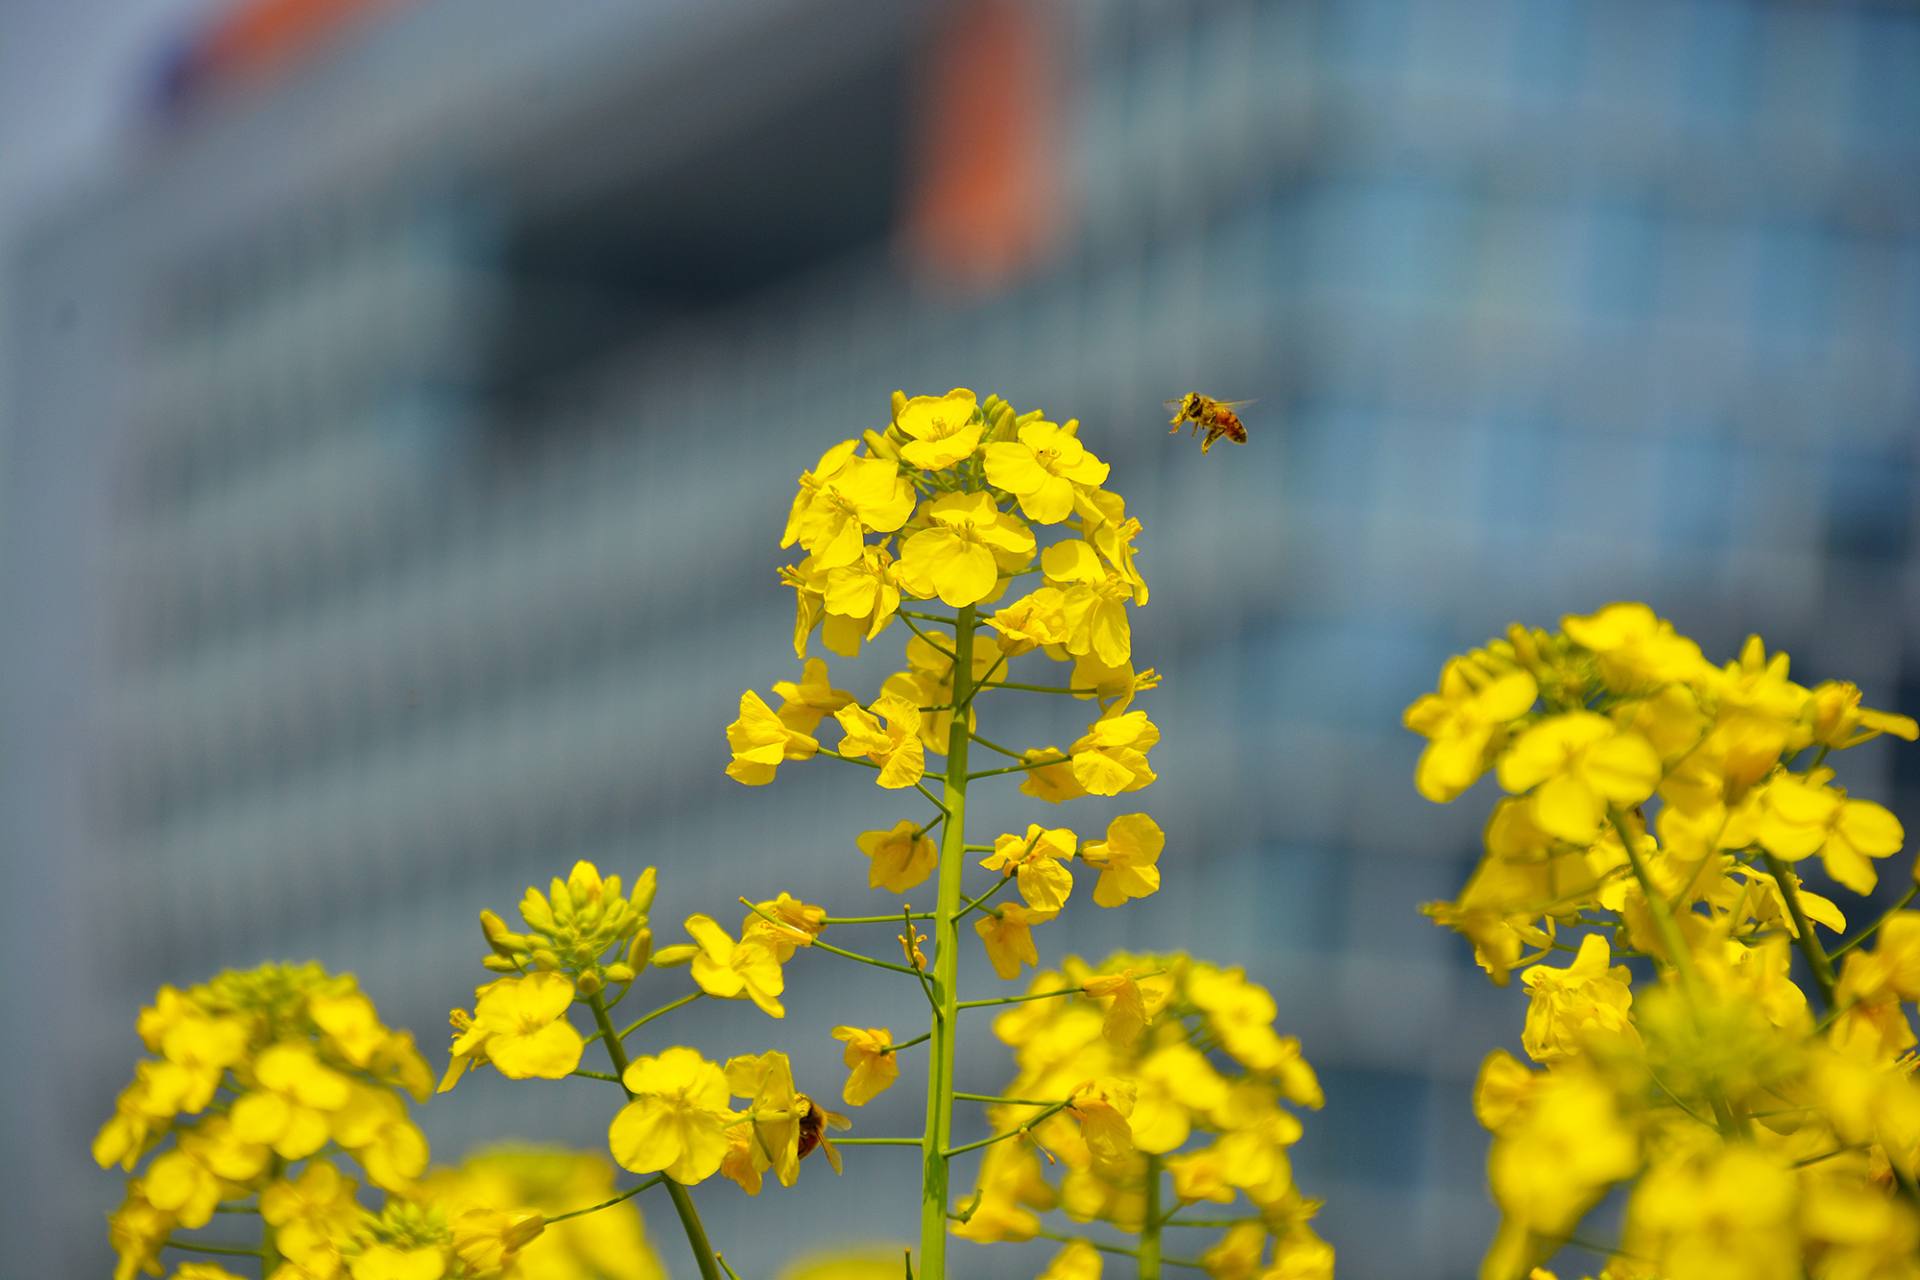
[[895, 388, 984, 470], [830, 1026, 900, 1106], [450, 1207, 544, 1276], [725, 690, 819, 785], [1519, 935, 1638, 1064], [682, 915, 785, 1018], [781, 439, 916, 569], [1068, 711, 1159, 796], [979, 824, 1077, 913], [1079, 813, 1163, 908], [771, 658, 856, 735], [438, 973, 584, 1092], [983, 420, 1110, 524], [231, 1043, 351, 1160], [1496, 711, 1660, 842], [988, 586, 1071, 654], [1562, 602, 1710, 690], [1404, 658, 1538, 803], [1727, 767, 1904, 895], [976, 904, 1055, 979], [897, 491, 1036, 607], [607, 1047, 738, 1185], [856, 820, 937, 893], [834, 694, 926, 789]]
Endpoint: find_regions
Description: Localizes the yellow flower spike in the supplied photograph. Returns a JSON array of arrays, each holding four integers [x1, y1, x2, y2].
[[1067, 711, 1159, 796], [608, 1047, 738, 1185], [1079, 813, 1164, 907], [684, 916, 786, 1018], [856, 819, 938, 893], [975, 904, 1055, 979], [897, 492, 1037, 608], [978, 824, 1077, 913], [1495, 711, 1661, 842], [833, 694, 926, 789], [349, 1243, 448, 1280], [450, 1206, 544, 1276], [231, 1042, 352, 1160], [1518, 935, 1639, 1064], [983, 420, 1111, 524], [895, 388, 984, 470], [772, 658, 857, 736], [1403, 657, 1539, 803], [725, 690, 820, 785], [441, 972, 584, 1090], [830, 1026, 900, 1106]]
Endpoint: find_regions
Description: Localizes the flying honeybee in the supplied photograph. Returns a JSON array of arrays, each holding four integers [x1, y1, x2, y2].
[[1165, 393, 1252, 453]]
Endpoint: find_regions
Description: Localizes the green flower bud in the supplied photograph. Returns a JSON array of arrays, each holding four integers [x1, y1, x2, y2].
[[574, 970, 604, 997]]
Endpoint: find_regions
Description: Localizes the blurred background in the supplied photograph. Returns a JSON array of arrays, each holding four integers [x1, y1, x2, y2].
[[3, 1, 1918, 1276]]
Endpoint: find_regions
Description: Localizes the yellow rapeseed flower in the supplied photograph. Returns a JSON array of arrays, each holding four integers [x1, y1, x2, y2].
[[607, 1048, 738, 1185], [979, 824, 1077, 913], [1496, 711, 1661, 842], [725, 690, 820, 785], [683, 915, 785, 1018], [894, 389, 984, 470], [231, 1043, 352, 1160], [1403, 659, 1538, 803], [834, 694, 926, 789], [975, 904, 1055, 979], [437, 973, 584, 1092], [856, 820, 937, 893], [1079, 813, 1163, 908], [829, 1027, 899, 1106], [770, 658, 855, 735], [1067, 712, 1159, 796], [983, 421, 1110, 524], [897, 492, 1036, 607]]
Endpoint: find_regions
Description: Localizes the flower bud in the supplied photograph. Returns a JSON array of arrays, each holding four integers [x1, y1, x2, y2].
[[890, 390, 909, 423], [602, 963, 635, 984], [626, 927, 654, 973], [575, 970, 604, 997], [631, 867, 658, 916], [479, 910, 522, 959], [481, 955, 518, 973], [863, 429, 902, 462], [529, 948, 563, 972], [652, 943, 697, 968]]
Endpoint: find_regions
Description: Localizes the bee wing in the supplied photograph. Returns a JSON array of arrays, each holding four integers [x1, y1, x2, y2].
[[1214, 399, 1257, 410], [1162, 398, 1189, 412]]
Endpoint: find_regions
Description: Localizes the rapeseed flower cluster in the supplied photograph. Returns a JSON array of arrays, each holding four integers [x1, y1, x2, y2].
[[952, 953, 1332, 1280], [98, 389, 1325, 1280], [1409, 602, 1919, 1280]]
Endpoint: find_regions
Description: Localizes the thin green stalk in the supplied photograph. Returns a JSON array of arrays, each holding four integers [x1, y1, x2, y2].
[[571, 1067, 621, 1082], [1140, 1154, 1163, 1280], [823, 912, 935, 925], [1761, 851, 1838, 1009], [588, 990, 724, 1280], [966, 731, 1027, 761], [919, 605, 977, 1280], [739, 898, 927, 976], [953, 1092, 1067, 1106], [163, 1241, 263, 1259], [1030, 1228, 1205, 1271], [975, 681, 1097, 695], [836, 1137, 924, 1146], [887, 1031, 932, 1053], [1832, 884, 1918, 958], [953, 876, 1014, 923], [609, 992, 702, 1044], [547, 1175, 666, 1223], [717, 1253, 744, 1280], [1608, 808, 1702, 1001], [944, 1099, 1072, 1157], [967, 754, 1069, 782], [956, 987, 1081, 1011], [261, 1155, 282, 1273]]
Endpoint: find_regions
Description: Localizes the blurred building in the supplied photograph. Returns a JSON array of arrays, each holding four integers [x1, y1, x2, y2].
[[4, 2, 1918, 1277]]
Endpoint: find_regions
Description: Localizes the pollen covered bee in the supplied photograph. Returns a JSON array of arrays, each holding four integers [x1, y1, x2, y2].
[[1165, 392, 1252, 453], [795, 1094, 851, 1169]]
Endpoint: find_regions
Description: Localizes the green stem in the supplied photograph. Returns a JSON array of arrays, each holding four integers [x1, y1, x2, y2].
[[717, 1252, 744, 1280], [1608, 808, 1702, 1002], [966, 754, 1069, 782], [608, 991, 703, 1044], [1831, 885, 1917, 958], [944, 1100, 1072, 1157], [823, 912, 936, 924], [588, 990, 725, 1280], [1030, 1228, 1204, 1271], [1762, 851, 1838, 1009], [919, 605, 976, 1280], [953, 1092, 1067, 1106], [571, 1068, 621, 1082], [966, 731, 1027, 761], [547, 1175, 666, 1223], [953, 877, 1014, 924], [1140, 1155, 1163, 1280], [739, 898, 927, 976], [975, 681, 1098, 695], [956, 987, 1081, 1010], [163, 1241, 264, 1259], [887, 1031, 932, 1053]]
